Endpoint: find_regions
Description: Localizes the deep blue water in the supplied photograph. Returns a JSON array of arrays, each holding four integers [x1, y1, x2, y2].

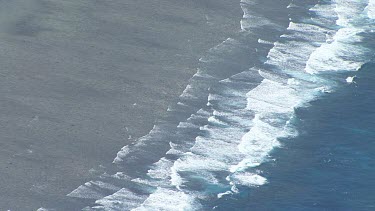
[[215, 63, 375, 211], [62, 1, 375, 210]]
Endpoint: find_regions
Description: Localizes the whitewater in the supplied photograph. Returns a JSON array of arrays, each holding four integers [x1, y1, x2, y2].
[[60, 0, 375, 210]]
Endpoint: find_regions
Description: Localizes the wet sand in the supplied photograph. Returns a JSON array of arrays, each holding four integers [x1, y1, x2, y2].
[[0, 0, 241, 210]]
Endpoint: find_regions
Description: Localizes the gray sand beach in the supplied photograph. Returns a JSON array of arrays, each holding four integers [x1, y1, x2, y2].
[[0, 0, 241, 210]]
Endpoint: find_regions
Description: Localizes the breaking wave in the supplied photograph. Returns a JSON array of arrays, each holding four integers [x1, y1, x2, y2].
[[66, 0, 375, 210]]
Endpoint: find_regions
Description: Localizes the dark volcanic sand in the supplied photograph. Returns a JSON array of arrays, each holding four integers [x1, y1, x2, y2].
[[0, 0, 241, 210]]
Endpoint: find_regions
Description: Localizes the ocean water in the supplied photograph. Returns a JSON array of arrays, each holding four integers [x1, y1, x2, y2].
[[212, 64, 375, 211], [55, 0, 375, 210]]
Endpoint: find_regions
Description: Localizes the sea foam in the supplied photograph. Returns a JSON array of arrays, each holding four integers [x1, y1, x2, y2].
[[66, 1, 375, 210]]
